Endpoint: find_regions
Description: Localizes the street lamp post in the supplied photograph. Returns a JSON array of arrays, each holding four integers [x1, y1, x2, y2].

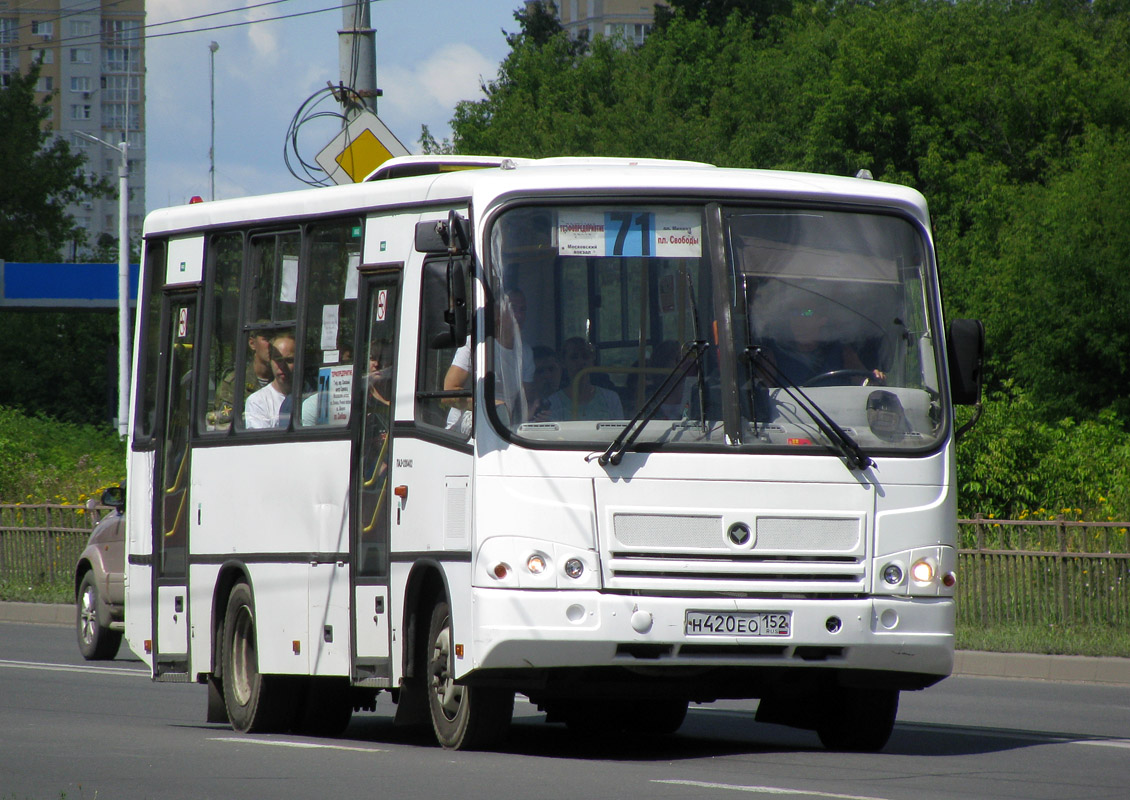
[[209, 41, 219, 200], [76, 131, 130, 438]]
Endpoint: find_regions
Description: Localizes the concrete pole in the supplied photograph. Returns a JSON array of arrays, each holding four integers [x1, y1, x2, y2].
[[339, 0, 378, 119], [116, 140, 130, 438]]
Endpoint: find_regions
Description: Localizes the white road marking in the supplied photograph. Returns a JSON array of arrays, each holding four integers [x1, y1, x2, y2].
[[1072, 739, 1130, 750], [208, 737, 384, 753], [0, 658, 148, 677], [653, 780, 890, 800]]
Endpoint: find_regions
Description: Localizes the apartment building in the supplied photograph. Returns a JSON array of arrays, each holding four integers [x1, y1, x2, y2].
[[0, 0, 145, 258], [555, 0, 655, 46]]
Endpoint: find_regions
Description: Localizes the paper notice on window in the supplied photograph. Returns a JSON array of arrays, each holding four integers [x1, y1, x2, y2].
[[321, 304, 340, 350], [280, 255, 299, 304], [344, 253, 360, 300]]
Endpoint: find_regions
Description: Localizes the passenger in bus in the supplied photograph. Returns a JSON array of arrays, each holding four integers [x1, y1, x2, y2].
[[546, 338, 624, 421], [443, 288, 534, 428], [244, 332, 296, 429], [761, 305, 885, 387], [208, 321, 275, 429]]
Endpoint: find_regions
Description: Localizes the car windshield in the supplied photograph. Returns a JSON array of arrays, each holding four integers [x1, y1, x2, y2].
[[486, 202, 945, 456]]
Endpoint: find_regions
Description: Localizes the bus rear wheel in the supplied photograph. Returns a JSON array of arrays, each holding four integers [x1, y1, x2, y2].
[[426, 599, 513, 750], [222, 583, 293, 733]]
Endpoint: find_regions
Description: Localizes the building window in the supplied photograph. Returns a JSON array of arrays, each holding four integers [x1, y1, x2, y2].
[[71, 76, 92, 93], [103, 74, 140, 102], [69, 19, 93, 37], [71, 104, 92, 120], [102, 19, 141, 45], [71, 48, 92, 64], [36, 76, 54, 92], [103, 47, 139, 73], [31, 20, 54, 38], [102, 102, 140, 130], [34, 48, 53, 65], [0, 18, 16, 45], [1, 47, 18, 73]]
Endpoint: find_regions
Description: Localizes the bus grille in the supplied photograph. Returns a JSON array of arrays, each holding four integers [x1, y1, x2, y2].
[[606, 513, 867, 595]]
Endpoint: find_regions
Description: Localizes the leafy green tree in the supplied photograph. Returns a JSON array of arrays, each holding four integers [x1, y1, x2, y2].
[[0, 62, 109, 261], [654, 0, 794, 33]]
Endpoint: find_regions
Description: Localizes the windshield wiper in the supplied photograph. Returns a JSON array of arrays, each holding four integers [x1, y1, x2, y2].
[[598, 340, 708, 467], [747, 345, 873, 471]]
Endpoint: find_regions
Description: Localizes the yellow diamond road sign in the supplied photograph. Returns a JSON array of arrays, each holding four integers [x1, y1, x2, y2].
[[316, 111, 410, 185]]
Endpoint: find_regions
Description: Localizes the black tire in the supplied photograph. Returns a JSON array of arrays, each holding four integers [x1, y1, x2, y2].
[[426, 600, 513, 750], [221, 583, 294, 733], [76, 571, 122, 661], [292, 678, 354, 737], [816, 687, 899, 752]]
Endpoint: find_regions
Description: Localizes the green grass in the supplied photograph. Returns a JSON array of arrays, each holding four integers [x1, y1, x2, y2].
[[0, 577, 72, 605], [957, 622, 1130, 658]]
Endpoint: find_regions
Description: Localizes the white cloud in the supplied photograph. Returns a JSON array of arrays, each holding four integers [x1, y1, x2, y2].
[[380, 42, 495, 123]]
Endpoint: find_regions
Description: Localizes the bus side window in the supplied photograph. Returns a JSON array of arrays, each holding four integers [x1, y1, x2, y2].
[[202, 232, 244, 432], [298, 219, 361, 428], [134, 238, 166, 444], [416, 258, 470, 439]]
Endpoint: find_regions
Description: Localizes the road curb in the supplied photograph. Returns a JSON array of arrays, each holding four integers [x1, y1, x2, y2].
[[0, 601, 74, 626], [3, 601, 1128, 685]]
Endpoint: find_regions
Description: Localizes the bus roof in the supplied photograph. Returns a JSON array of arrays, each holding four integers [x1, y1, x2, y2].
[[142, 156, 930, 238]]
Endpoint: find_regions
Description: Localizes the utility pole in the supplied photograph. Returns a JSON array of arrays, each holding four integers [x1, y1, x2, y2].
[[209, 41, 219, 200], [338, 0, 379, 119], [76, 131, 130, 438]]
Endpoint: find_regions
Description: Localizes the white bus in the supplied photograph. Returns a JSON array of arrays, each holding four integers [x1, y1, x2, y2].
[[125, 155, 983, 751]]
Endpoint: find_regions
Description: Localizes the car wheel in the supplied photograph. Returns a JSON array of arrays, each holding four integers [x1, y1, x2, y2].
[[76, 571, 122, 660]]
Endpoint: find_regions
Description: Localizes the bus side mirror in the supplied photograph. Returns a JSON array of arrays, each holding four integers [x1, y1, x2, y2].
[[415, 211, 470, 255], [946, 318, 984, 406], [423, 258, 469, 350]]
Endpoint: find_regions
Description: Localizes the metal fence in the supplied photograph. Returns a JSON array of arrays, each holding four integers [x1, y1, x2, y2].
[[2, 506, 1128, 627], [957, 517, 1130, 627], [0, 504, 111, 586]]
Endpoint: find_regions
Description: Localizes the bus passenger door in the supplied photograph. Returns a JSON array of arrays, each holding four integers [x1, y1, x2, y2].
[[152, 293, 196, 679], [352, 274, 399, 684]]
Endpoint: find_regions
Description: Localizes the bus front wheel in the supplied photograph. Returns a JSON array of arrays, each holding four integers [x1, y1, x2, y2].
[[426, 599, 513, 750], [816, 686, 899, 752], [222, 583, 293, 733]]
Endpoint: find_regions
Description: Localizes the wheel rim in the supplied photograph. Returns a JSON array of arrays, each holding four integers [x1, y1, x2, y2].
[[79, 584, 97, 645], [429, 619, 463, 721], [230, 605, 256, 706]]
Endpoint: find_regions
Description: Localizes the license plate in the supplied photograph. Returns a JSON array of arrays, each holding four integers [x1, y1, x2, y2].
[[684, 610, 791, 637]]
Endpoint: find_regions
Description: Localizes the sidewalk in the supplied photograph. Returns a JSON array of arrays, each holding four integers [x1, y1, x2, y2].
[[4, 601, 1129, 686]]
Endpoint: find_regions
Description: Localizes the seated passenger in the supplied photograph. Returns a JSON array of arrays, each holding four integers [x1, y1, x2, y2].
[[244, 332, 295, 429], [547, 338, 624, 421]]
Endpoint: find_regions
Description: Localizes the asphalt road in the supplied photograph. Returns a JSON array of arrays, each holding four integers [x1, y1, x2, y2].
[[2, 620, 1129, 800]]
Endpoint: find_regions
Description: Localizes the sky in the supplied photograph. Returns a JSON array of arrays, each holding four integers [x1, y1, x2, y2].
[[145, 1, 522, 211]]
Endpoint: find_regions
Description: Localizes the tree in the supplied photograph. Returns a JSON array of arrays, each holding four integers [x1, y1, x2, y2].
[[0, 62, 109, 261], [654, 0, 793, 33]]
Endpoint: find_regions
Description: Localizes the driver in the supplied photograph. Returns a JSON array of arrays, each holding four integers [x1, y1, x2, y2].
[[763, 305, 885, 386]]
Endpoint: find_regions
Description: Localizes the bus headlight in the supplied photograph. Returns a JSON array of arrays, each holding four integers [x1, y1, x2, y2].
[[475, 537, 600, 589], [910, 559, 935, 584]]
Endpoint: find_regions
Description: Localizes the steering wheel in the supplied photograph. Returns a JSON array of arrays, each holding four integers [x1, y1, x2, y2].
[[802, 369, 874, 387]]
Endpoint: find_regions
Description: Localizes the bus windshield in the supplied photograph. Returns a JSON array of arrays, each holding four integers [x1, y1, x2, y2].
[[487, 202, 945, 456]]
